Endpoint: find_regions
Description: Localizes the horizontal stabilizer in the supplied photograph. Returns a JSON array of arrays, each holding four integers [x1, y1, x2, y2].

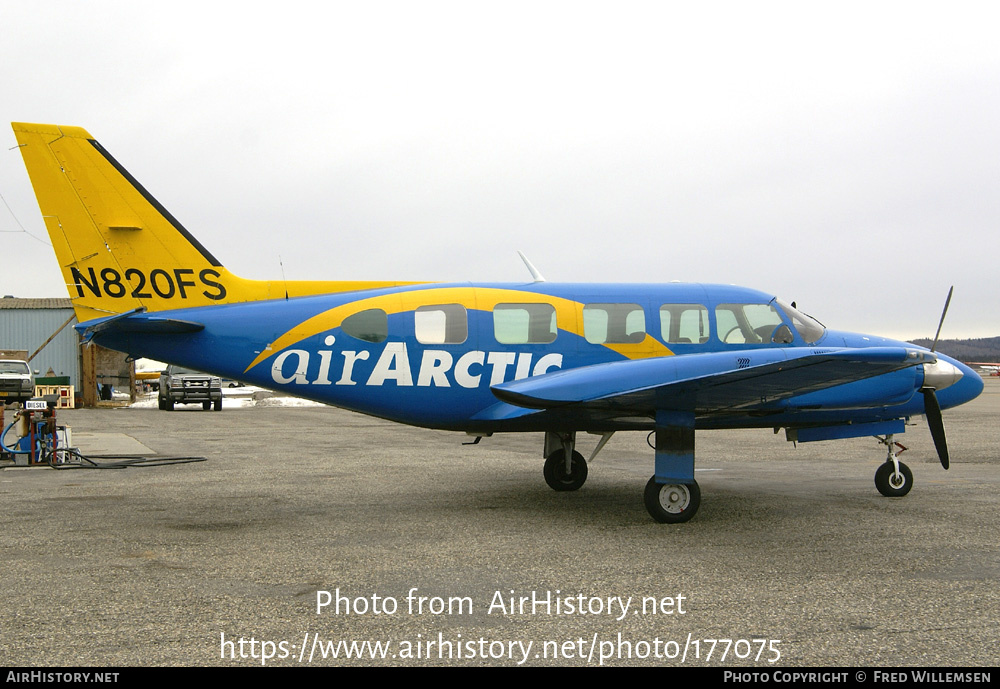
[[112, 317, 206, 334], [77, 310, 205, 340]]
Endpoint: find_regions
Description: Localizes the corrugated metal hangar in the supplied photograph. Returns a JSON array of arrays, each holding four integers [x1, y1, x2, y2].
[[0, 296, 134, 406], [0, 298, 78, 380]]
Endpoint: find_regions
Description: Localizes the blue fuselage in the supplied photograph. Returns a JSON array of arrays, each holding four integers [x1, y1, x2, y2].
[[85, 282, 983, 433]]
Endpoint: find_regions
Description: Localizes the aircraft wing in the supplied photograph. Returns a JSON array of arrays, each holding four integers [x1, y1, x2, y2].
[[491, 347, 934, 415]]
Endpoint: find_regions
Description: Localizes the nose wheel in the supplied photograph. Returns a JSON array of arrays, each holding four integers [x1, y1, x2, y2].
[[644, 478, 700, 523], [874, 434, 913, 497], [875, 461, 912, 497]]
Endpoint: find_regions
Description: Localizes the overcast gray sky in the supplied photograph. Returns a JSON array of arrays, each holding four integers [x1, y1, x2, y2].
[[2, 1, 997, 339]]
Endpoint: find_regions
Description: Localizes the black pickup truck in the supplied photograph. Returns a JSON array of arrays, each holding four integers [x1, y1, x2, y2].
[[158, 365, 223, 411]]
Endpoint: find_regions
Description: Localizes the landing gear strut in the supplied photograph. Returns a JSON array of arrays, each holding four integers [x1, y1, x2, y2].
[[874, 434, 913, 497], [644, 411, 701, 523]]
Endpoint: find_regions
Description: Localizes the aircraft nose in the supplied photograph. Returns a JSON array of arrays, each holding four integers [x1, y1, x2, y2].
[[932, 356, 985, 409], [922, 358, 963, 391]]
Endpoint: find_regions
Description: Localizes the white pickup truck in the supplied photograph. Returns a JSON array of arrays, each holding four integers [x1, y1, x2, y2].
[[0, 360, 35, 406]]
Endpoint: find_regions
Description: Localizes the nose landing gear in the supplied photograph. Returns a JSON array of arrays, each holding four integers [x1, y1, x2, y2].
[[874, 434, 912, 497]]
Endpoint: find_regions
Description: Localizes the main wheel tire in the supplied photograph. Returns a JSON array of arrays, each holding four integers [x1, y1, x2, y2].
[[644, 477, 700, 523], [202, 401, 211, 411], [875, 461, 913, 497], [213, 398, 222, 411], [543, 450, 588, 491], [158, 397, 166, 410]]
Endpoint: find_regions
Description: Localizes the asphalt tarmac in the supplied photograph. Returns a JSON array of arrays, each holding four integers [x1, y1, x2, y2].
[[2, 380, 998, 667]]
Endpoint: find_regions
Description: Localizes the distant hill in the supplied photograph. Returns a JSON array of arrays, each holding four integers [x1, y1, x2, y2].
[[907, 336, 1000, 364]]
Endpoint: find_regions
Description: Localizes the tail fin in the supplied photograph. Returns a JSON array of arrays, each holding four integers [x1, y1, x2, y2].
[[12, 123, 419, 323]]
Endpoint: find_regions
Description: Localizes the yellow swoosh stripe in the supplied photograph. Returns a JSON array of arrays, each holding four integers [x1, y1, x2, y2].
[[244, 287, 672, 373]]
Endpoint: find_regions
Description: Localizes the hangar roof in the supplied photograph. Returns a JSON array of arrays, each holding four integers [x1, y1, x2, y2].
[[0, 297, 73, 310]]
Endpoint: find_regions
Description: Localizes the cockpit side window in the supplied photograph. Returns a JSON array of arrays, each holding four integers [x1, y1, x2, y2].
[[716, 303, 786, 344]]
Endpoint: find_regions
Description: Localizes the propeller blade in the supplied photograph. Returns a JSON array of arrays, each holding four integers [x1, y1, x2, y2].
[[922, 388, 950, 470], [930, 286, 953, 353]]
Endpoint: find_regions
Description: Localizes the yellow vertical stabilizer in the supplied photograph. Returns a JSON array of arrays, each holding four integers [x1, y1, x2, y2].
[[12, 122, 423, 323]]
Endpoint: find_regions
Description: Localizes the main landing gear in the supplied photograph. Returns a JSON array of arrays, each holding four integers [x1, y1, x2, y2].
[[535, 425, 926, 522], [643, 477, 701, 524], [874, 434, 913, 497], [541, 414, 702, 524], [543, 447, 588, 491]]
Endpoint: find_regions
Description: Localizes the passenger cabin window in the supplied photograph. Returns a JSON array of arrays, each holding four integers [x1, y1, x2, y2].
[[493, 303, 557, 344], [659, 304, 709, 344], [415, 304, 467, 344], [716, 303, 786, 344], [583, 303, 645, 344], [341, 308, 388, 343]]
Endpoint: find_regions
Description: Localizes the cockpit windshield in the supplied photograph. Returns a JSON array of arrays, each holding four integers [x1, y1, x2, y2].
[[715, 299, 826, 345], [775, 298, 825, 344]]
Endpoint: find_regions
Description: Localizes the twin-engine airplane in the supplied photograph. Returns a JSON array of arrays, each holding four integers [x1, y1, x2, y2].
[[12, 122, 984, 523]]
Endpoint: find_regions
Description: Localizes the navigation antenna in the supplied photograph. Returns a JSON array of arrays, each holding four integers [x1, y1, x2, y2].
[[517, 251, 546, 283]]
